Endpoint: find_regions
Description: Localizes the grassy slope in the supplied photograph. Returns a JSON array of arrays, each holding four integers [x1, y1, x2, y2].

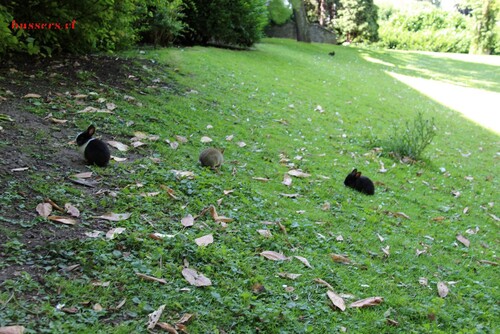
[[2, 39, 499, 333]]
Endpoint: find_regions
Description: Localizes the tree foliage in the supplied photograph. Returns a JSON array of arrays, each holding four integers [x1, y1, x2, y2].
[[180, 0, 268, 48], [0, 0, 185, 56], [462, 0, 499, 54], [334, 0, 379, 42], [268, 0, 293, 25]]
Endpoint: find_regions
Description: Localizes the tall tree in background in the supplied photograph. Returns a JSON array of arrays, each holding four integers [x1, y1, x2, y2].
[[465, 0, 498, 54], [335, 0, 379, 42], [290, 0, 312, 42]]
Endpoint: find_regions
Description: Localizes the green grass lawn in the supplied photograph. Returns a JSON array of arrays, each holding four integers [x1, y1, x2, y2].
[[1, 38, 499, 333]]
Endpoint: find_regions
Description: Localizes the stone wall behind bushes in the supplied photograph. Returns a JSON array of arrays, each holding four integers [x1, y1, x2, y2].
[[265, 22, 337, 44]]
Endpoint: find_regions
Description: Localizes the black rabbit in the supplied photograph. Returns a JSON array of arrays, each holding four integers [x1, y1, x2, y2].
[[76, 125, 110, 167], [344, 168, 375, 195]]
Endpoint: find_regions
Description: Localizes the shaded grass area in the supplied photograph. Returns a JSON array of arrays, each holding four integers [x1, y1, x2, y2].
[[0, 39, 499, 333]]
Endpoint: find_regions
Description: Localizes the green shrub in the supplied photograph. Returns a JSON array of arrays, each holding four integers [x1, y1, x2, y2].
[[0, 5, 18, 55], [135, 0, 186, 47], [267, 0, 293, 25], [377, 7, 472, 53], [180, 0, 268, 48], [381, 112, 436, 161]]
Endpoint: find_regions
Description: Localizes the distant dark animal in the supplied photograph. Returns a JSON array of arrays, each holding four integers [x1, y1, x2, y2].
[[328, 51, 335, 56], [344, 168, 375, 195], [199, 148, 224, 170], [76, 125, 110, 167]]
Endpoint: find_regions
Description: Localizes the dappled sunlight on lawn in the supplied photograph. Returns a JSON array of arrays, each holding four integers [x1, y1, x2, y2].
[[388, 72, 500, 134]]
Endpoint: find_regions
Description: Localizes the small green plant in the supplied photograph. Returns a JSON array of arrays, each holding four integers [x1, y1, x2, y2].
[[382, 111, 436, 160]]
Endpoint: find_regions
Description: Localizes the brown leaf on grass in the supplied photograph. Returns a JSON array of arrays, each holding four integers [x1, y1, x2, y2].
[[171, 170, 195, 179], [314, 278, 334, 291], [112, 156, 127, 162], [280, 193, 300, 198], [93, 303, 103, 312], [147, 304, 166, 330], [175, 135, 188, 143], [294, 256, 313, 268], [71, 172, 93, 179], [257, 229, 272, 238], [0, 326, 25, 334], [278, 272, 302, 280], [156, 322, 178, 334], [182, 268, 212, 287], [114, 298, 126, 310], [489, 214, 500, 221], [237, 141, 246, 147], [22, 93, 41, 99], [195, 234, 214, 246], [10, 167, 29, 172], [61, 307, 78, 314], [478, 260, 498, 266], [349, 297, 384, 308], [65, 203, 80, 217], [45, 198, 64, 211], [181, 214, 194, 227], [200, 136, 212, 143], [456, 234, 470, 247], [78, 106, 112, 113], [330, 253, 350, 264], [260, 251, 289, 261], [381, 245, 390, 257], [437, 281, 449, 298], [288, 169, 311, 178], [136, 273, 167, 284], [107, 140, 129, 151], [149, 233, 176, 240], [205, 205, 233, 223], [327, 290, 346, 311], [49, 117, 67, 124], [432, 216, 446, 222], [385, 211, 410, 219], [177, 313, 194, 325], [36, 203, 53, 218], [282, 173, 292, 186], [419, 277, 428, 286], [465, 226, 479, 234], [131, 141, 146, 148], [47, 216, 77, 225], [252, 177, 270, 182], [96, 212, 131, 221], [106, 227, 126, 239]]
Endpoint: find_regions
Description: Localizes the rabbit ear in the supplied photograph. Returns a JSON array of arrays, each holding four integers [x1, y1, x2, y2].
[[355, 172, 361, 178], [351, 168, 358, 174], [87, 125, 96, 136]]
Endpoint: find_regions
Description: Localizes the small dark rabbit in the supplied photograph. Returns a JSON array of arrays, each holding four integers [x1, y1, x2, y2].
[[344, 168, 375, 195], [199, 148, 224, 170], [76, 125, 110, 167]]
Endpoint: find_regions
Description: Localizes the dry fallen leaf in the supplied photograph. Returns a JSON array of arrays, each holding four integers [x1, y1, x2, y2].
[[147, 304, 166, 330], [47, 216, 77, 225], [294, 256, 313, 268], [282, 173, 292, 186], [260, 251, 289, 261], [225, 134, 234, 141], [181, 214, 194, 227], [200, 136, 212, 143], [71, 172, 93, 179], [280, 193, 300, 198], [85, 230, 103, 238], [182, 268, 212, 287], [156, 322, 178, 334], [107, 140, 129, 151], [112, 156, 127, 162], [330, 253, 350, 264], [465, 226, 479, 235], [419, 277, 428, 286], [96, 212, 131, 221], [437, 281, 449, 298], [278, 272, 302, 280], [23, 93, 41, 99], [456, 234, 470, 247], [106, 227, 126, 239], [65, 203, 80, 217], [177, 313, 194, 325], [327, 290, 346, 311], [381, 245, 390, 257], [252, 177, 270, 182], [78, 106, 112, 113], [288, 169, 311, 178], [195, 234, 214, 246], [36, 202, 53, 218], [314, 278, 335, 291], [0, 326, 25, 334], [349, 297, 384, 308], [257, 229, 272, 238], [136, 273, 167, 284]]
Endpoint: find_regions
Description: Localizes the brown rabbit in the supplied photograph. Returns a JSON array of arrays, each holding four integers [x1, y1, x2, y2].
[[199, 148, 224, 169]]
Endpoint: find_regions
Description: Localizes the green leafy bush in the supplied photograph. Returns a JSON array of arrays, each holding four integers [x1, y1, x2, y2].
[[180, 0, 268, 48], [381, 112, 436, 161], [377, 7, 472, 53], [135, 0, 186, 47], [267, 0, 293, 25]]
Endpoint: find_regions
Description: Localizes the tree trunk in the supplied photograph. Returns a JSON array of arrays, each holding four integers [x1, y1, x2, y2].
[[292, 0, 311, 42]]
